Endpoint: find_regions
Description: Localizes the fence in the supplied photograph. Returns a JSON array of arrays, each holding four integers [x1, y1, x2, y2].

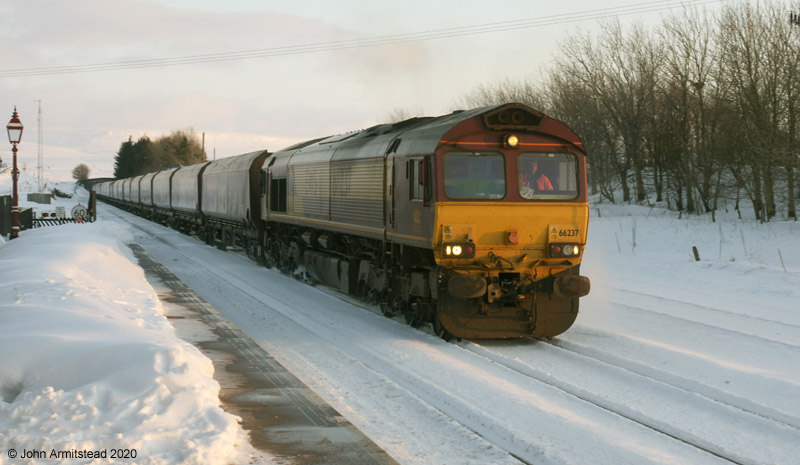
[[33, 218, 94, 228], [2, 192, 96, 237]]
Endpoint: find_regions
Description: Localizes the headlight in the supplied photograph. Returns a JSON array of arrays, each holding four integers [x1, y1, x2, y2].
[[550, 243, 581, 258], [443, 242, 475, 258], [504, 134, 519, 148]]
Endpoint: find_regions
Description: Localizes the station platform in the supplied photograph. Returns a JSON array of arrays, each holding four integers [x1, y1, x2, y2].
[[130, 244, 399, 465]]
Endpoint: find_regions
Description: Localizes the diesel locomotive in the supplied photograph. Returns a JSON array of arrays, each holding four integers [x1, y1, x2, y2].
[[95, 103, 590, 340]]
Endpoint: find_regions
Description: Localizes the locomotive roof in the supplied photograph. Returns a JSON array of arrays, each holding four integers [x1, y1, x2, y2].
[[272, 103, 583, 161]]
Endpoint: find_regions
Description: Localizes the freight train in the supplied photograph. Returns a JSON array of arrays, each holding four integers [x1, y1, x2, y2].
[[95, 103, 591, 340]]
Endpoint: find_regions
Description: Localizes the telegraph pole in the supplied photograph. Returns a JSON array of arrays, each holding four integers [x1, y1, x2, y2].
[[34, 99, 43, 192]]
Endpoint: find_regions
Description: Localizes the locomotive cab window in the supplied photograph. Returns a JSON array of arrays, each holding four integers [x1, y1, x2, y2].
[[517, 153, 578, 200], [443, 152, 505, 200], [409, 158, 430, 203], [409, 159, 423, 201], [270, 177, 287, 212]]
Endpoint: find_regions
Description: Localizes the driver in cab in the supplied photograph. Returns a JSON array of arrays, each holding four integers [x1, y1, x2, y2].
[[520, 160, 553, 192]]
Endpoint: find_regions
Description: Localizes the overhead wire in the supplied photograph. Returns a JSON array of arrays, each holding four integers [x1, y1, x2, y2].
[[0, 0, 723, 77]]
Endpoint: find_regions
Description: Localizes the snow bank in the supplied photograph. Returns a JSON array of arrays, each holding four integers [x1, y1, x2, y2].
[[585, 203, 800, 306], [0, 221, 251, 464]]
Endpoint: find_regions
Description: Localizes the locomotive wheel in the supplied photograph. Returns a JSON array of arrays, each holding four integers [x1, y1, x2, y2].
[[285, 258, 296, 275], [262, 250, 276, 269], [392, 297, 406, 320], [278, 256, 292, 275], [379, 294, 395, 317], [264, 242, 280, 269], [379, 301, 392, 317], [433, 313, 453, 342], [405, 299, 424, 328]]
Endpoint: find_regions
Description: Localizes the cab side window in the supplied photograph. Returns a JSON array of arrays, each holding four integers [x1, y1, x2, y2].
[[410, 159, 424, 201], [270, 177, 287, 212]]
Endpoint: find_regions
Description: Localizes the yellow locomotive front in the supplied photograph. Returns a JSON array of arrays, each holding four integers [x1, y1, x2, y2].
[[432, 108, 590, 339]]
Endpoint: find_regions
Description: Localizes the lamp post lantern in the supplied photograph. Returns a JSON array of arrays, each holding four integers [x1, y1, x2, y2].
[[7, 107, 23, 239]]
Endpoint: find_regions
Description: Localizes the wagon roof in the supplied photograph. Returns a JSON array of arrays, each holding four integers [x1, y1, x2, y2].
[[152, 166, 179, 179], [204, 149, 269, 173]]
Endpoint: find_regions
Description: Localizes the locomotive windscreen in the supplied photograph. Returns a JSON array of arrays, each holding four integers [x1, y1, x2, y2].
[[517, 152, 579, 200], [443, 152, 506, 200]]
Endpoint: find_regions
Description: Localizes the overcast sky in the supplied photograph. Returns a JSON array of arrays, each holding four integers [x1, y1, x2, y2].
[[0, 0, 724, 180]]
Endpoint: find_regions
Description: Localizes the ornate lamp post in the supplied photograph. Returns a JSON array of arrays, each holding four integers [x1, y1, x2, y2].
[[7, 107, 23, 239]]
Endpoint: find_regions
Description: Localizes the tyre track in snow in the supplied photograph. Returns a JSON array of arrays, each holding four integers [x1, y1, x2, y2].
[[105, 206, 741, 465]]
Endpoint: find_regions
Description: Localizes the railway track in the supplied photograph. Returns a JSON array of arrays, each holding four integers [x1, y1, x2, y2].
[[547, 334, 800, 430], [606, 284, 800, 344], [106, 205, 799, 465], [464, 338, 800, 465]]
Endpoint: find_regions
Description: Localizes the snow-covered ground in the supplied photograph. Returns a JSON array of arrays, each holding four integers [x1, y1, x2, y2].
[[1, 175, 799, 464], [0, 187, 256, 464]]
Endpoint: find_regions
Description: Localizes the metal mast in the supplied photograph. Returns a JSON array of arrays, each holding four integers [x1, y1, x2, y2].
[[34, 99, 43, 192]]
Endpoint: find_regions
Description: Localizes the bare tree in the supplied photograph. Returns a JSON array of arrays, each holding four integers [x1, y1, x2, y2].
[[779, 1, 800, 219], [558, 20, 664, 204], [660, 8, 725, 215], [547, 72, 621, 202], [718, 1, 797, 221], [71, 163, 91, 181], [454, 77, 549, 112]]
